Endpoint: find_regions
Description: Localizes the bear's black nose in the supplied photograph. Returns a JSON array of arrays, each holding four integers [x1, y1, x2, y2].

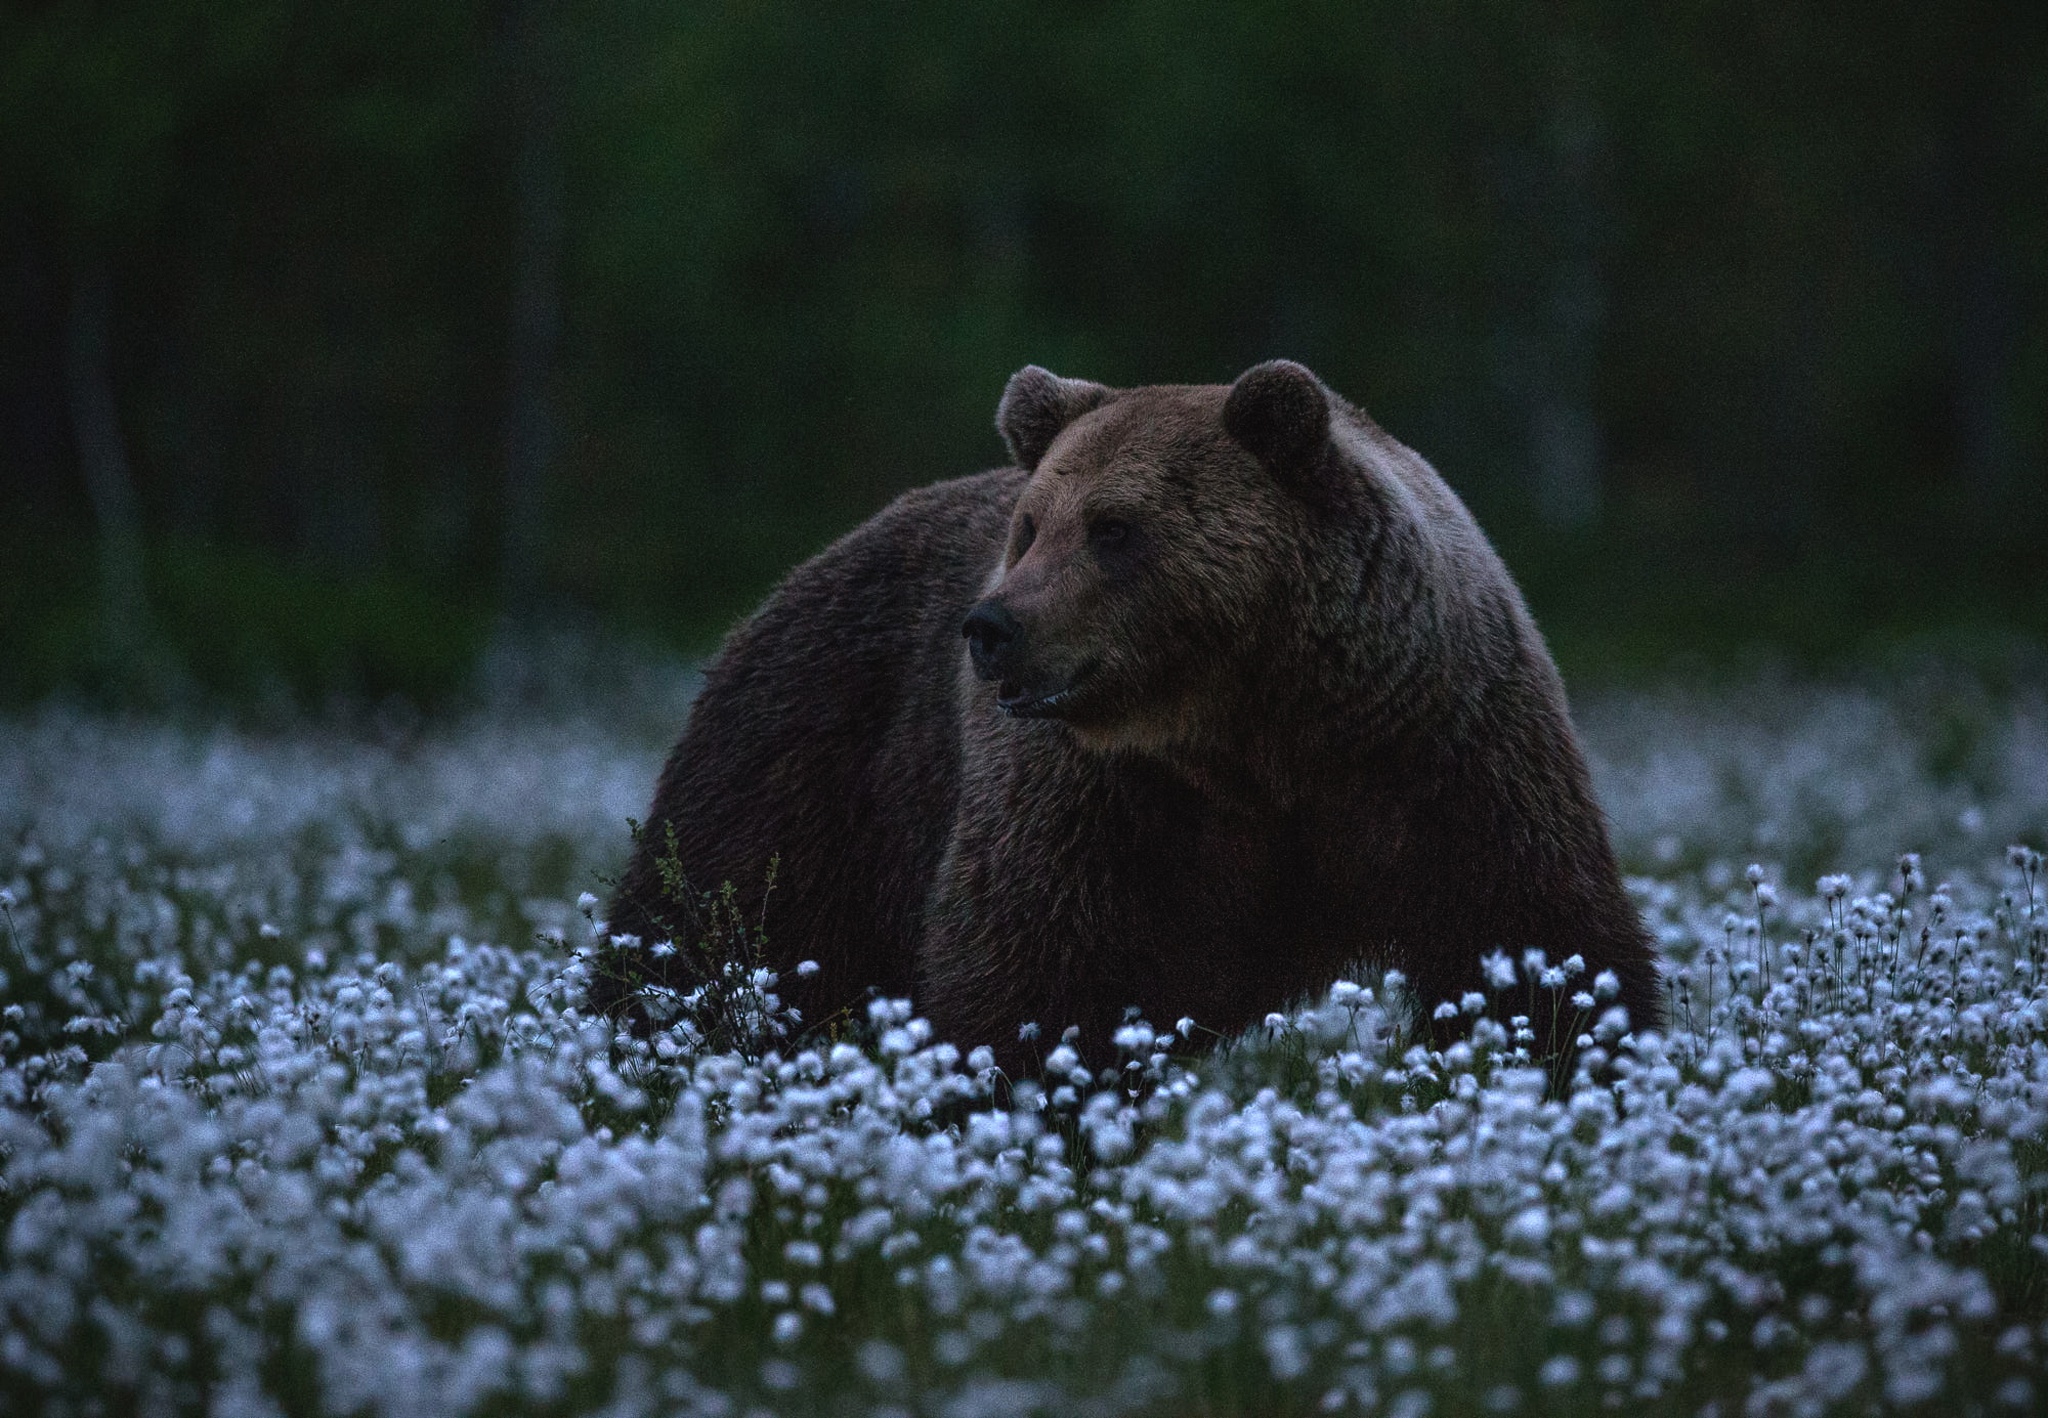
[[962, 601, 1020, 679]]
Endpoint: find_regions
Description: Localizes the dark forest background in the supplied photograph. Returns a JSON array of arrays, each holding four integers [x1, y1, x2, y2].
[[3, 1, 2044, 706]]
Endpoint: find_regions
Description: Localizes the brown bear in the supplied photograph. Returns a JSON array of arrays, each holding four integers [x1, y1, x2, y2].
[[596, 361, 1660, 1065]]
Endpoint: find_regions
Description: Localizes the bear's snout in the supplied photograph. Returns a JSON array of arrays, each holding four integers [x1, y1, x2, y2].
[[962, 601, 1021, 681]]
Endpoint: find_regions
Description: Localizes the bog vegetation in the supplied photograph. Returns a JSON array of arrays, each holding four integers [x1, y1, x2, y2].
[[3, 657, 2048, 1415]]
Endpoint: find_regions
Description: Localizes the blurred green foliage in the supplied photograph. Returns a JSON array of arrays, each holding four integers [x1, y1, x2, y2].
[[2, 1, 2043, 704]]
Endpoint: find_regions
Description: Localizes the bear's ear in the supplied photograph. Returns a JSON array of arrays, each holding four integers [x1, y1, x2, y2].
[[1224, 360, 1332, 478], [997, 366, 1112, 471]]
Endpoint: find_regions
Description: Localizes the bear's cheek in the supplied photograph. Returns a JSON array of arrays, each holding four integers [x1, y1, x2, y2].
[[1017, 612, 1108, 692]]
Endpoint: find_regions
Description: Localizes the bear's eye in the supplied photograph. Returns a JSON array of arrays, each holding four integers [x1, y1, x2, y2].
[[1089, 518, 1131, 550], [1012, 514, 1037, 558]]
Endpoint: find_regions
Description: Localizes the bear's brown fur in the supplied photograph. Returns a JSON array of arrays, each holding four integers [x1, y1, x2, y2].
[[597, 361, 1660, 1064]]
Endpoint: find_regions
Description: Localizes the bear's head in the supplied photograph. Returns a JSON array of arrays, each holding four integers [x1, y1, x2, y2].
[[963, 360, 1350, 754]]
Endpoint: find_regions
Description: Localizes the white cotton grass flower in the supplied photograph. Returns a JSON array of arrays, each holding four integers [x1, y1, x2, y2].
[[2, 660, 2047, 1415]]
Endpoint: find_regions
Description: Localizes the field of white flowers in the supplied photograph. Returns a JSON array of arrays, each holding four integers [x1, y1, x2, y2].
[[4, 649, 2048, 1417]]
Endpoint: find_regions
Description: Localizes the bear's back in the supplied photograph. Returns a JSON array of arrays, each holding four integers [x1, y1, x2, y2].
[[599, 468, 1022, 1026]]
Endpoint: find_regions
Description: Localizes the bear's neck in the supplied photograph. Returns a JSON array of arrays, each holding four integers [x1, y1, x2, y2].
[[1165, 524, 1516, 814]]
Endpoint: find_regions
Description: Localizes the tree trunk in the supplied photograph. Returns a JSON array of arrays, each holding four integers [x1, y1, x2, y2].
[[1527, 23, 1608, 531], [1944, 97, 2018, 511], [63, 261, 149, 655], [499, 0, 565, 617]]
